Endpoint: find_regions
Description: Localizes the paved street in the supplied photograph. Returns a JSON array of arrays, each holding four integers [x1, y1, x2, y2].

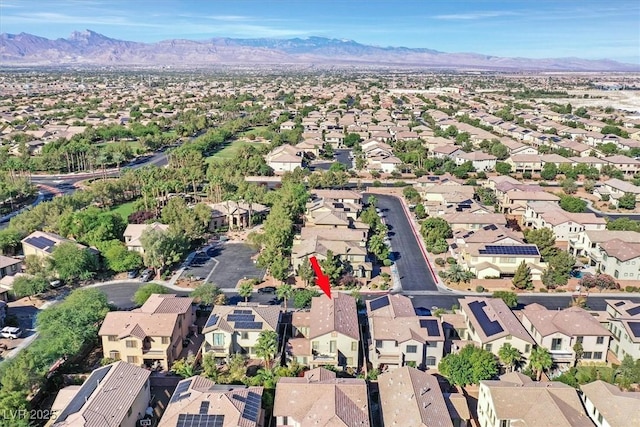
[[186, 242, 265, 288], [311, 148, 352, 171], [374, 194, 438, 291]]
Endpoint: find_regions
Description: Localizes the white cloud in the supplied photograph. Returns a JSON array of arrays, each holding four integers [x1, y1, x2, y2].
[[433, 11, 519, 20]]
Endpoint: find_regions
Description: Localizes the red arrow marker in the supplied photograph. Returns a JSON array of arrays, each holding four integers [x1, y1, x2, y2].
[[309, 256, 332, 299]]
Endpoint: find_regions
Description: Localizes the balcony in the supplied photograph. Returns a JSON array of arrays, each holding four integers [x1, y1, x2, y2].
[[550, 350, 574, 363], [312, 352, 337, 363], [142, 347, 166, 356]]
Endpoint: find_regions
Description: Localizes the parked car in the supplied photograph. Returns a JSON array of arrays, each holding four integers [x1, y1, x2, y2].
[[1, 327, 23, 340], [127, 269, 139, 279], [140, 269, 154, 282], [49, 279, 63, 288], [258, 286, 277, 294]]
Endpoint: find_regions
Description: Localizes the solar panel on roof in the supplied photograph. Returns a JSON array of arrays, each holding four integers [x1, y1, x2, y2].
[[614, 301, 625, 307], [205, 314, 219, 329], [479, 245, 539, 256], [627, 306, 640, 317], [483, 224, 498, 231], [369, 296, 390, 311], [227, 314, 255, 322], [199, 401, 210, 415], [241, 392, 262, 422], [234, 321, 263, 330], [420, 319, 440, 337], [468, 301, 504, 337], [233, 310, 253, 315], [628, 322, 640, 339], [170, 379, 193, 403], [176, 414, 224, 427]]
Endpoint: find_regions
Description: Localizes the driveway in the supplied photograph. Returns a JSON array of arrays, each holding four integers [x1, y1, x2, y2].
[[182, 243, 265, 289], [310, 149, 353, 171], [373, 194, 438, 291]]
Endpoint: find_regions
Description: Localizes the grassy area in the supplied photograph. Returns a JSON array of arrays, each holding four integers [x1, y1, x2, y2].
[[96, 140, 143, 152], [206, 140, 264, 164], [109, 200, 138, 219]]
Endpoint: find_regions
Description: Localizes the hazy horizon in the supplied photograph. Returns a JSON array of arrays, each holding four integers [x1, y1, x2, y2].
[[1, 0, 639, 64]]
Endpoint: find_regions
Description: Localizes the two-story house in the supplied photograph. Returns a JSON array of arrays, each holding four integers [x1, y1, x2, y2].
[[202, 303, 282, 360], [123, 222, 169, 254], [0, 255, 22, 279], [288, 293, 359, 369], [520, 304, 611, 366], [569, 230, 640, 278], [580, 380, 640, 427], [459, 243, 546, 280], [21, 230, 91, 259], [605, 299, 640, 362], [265, 144, 304, 173], [594, 178, 640, 207], [367, 294, 444, 370], [99, 294, 195, 371]]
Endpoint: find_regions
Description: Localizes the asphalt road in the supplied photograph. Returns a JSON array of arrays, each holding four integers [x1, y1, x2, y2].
[[311, 149, 353, 171], [374, 194, 438, 292], [182, 243, 265, 288]]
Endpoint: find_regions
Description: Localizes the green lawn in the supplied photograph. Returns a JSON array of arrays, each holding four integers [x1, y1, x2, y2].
[[206, 140, 264, 164], [109, 200, 138, 219]]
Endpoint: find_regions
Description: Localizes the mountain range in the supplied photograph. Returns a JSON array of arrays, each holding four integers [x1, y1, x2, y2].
[[0, 30, 637, 71]]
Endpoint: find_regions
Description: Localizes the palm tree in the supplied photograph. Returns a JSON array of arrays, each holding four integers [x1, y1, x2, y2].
[[254, 367, 277, 388], [276, 283, 294, 311], [446, 264, 469, 284], [529, 346, 553, 381], [238, 281, 254, 302], [498, 343, 522, 372], [255, 330, 278, 368]]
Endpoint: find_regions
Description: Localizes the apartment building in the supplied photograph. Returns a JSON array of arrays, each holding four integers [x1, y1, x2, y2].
[[605, 299, 640, 361], [367, 294, 444, 370], [51, 362, 151, 427], [159, 376, 264, 427], [456, 297, 535, 361], [99, 294, 195, 370], [520, 304, 611, 366], [273, 367, 369, 427], [287, 293, 359, 369], [202, 303, 281, 359], [478, 374, 593, 427]]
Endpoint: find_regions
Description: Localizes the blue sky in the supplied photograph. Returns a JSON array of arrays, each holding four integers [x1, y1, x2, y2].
[[1, 0, 639, 63]]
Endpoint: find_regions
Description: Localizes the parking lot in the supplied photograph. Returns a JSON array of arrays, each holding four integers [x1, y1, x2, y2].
[[181, 242, 265, 289]]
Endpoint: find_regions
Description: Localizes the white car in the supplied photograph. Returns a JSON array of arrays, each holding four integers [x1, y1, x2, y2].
[[1, 326, 23, 339]]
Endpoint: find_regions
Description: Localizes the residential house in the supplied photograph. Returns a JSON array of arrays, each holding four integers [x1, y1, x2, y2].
[[569, 230, 640, 274], [279, 120, 295, 131], [441, 212, 507, 231], [569, 156, 609, 171], [273, 367, 369, 427], [123, 222, 170, 254], [0, 255, 21, 279], [265, 144, 304, 172], [367, 151, 403, 173], [478, 374, 593, 427], [500, 189, 560, 219], [540, 153, 576, 168], [367, 294, 444, 370], [378, 367, 462, 427], [50, 362, 151, 427], [311, 189, 363, 205], [520, 304, 611, 366], [288, 293, 359, 369], [98, 294, 196, 370], [580, 381, 640, 427], [159, 376, 264, 427], [594, 178, 640, 207], [207, 200, 269, 230], [505, 154, 543, 173], [432, 145, 463, 159], [593, 238, 640, 281], [456, 297, 535, 360], [21, 230, 90, 259], [324, 131, 344, 146], [202, 303, 281, 359], [458, 242, 546, 280], [294, 138, 323, 157], [523, 201, 606, 245], [291, 234, 371, 278], [602, 155, 640, 177], [455, 151, 497, 171], [605, 299, 640, 361]]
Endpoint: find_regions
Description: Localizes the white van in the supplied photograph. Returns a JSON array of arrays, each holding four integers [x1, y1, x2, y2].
[[1, 327, 23, 339]]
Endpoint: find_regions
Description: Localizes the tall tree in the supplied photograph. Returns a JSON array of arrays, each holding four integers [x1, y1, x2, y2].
[[276, 283, 294, 311], [319, 250, 344, 285], [529, 346, 553, 381], [49, 242, 98, 281], [191, 283, 222, 306], [255, 330, 278, 368], [296, 257, 315, 287], [438, 344, 498, 387], [512, 261, 533, 290], [523, 228, 556, 257], [238, 281, 254, 302], [498, 343, 522, 372]]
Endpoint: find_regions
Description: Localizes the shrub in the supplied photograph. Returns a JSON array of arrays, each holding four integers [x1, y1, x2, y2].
[[372, 180, 382, 187], [475, 285, 486, 293], [522, 171, 532, 179], [539, 288, 548, 293], [446, 257, 457, 265], [383, 259, 392, 267], [600, 194, 610, 201], [625, 286, 639, 292], [434, 258, 446, 267]]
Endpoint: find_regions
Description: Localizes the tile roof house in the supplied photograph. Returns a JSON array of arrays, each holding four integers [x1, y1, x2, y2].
[[159, 376, 264, 427], [208, 200, 269, 230], [605, 299, 640, 362], [378, 366, 456, 427], [99, 294, 195, 371], [569, 230, 640, 281], [455, 151, 497, 172], [202, 303, 282, 359], [123, 222, 170, 254], [441, 212, 507, 231], [520, 304, 611, 366], [478, 375, 593, 427], [580, 380, 640, 427], [0, 255, 22, 279], [51, 362, 151, 427], [273, 367, 369, 427], [456, 297, 535, 361], [265, 144, 304, 173], [594, 178, 640, 207], [288, 293, 359, 369], [456, 242, 546, 280], [21, 230, 90, 259], [367, 294, 444, 370]]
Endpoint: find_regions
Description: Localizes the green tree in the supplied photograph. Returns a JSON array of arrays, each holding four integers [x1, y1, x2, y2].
[[171, 353, 197, 378], [492, 291, 518, 308], [201, 352, 219, 381], [238, 281, 254, 302], [529, 346, 553, 380], [420, 217, 453, 252], [438, 344, 498, 387], [140, 228, 188, 275], [498, 343, 522, 372], [50, 242, 98, 281], [402, 186, 421, 204], [11, 275, 49, 298], [319, 250, 344, 285], [490, 143, 509, 160], [573, 341, 584, 367], [559, 195, 587, 213], [191, 283, 221, 306], [293, 288, 320, 309], [98, 240, 143, 272], [561, 178, 577, 195], [618, 193, 637, 210], [540, 162, 558, 180], [495, 162, 512, 175], [606, 218, 640, 232], [547, 250, 576, 287], [296, 257, 315, 287], [255, 330, 278, 368], [133, 283, 170, 306], [276, 283, 294, 311], [445, 264, 473, 284], [523, 228, 556, 257], [512, 261, 533, 290]]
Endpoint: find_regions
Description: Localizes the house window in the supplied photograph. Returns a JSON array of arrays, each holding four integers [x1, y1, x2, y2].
[[576, 337, 583, 344], [594, 352, 603, 359], [598, 414, 603, 423], [500, 420, 509, 427], [551, 338, 562, 351], [162, 337, 170, 344], [376, 340, 383, 348], [107, 335, 118, 342], [351, 342, 357, 352], [596, 336, 604, 344], [109, 350, 120, 359], [126, 340, 137, 348], [614, 270, 619, 278], [312, 341, 319, 351], [241, 332, 249, 340], [127, 356, 137, 364], [583, 352, 593, 359], [426, 356, 437, 366], [525, 344, 530, 353], [213, 333, 224, 347], [330, 341, 337, 353], [406, 345, 417, 354], [485, 344, 492, 352]]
